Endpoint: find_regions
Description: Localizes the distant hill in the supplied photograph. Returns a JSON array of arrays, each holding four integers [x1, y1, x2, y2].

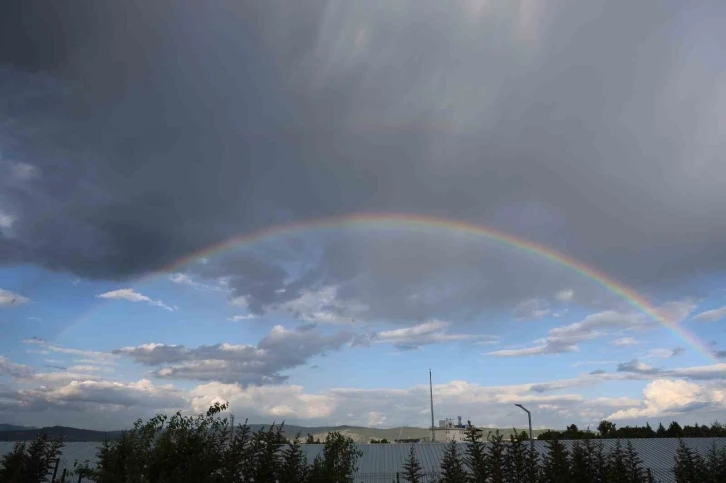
[[0, 426, 124, 442], [0, 424, 36, 431], [0, 423, 550, 443]]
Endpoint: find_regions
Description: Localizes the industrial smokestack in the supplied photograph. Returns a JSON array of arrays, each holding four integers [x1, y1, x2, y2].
[[429, 369, 435, 442]]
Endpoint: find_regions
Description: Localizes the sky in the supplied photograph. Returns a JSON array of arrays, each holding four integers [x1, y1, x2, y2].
[[0, 0, 725, 431]]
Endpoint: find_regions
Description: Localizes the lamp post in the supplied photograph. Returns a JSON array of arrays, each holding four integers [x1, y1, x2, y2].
[[514, 404, 534, 453]]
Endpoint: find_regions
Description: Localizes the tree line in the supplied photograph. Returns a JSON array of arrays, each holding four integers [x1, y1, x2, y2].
[[537, 420, 726, 441], [1, 409, 725, 483], [400, 423, 726, 483]]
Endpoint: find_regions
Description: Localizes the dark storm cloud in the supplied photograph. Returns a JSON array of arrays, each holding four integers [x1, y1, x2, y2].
[[2, 1, 725, 318]]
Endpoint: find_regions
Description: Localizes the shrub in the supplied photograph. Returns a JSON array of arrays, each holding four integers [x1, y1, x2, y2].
[[0, 433, 63, 483]]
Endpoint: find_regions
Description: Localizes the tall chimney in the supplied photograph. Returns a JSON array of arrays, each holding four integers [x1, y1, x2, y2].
[[429, 369, 435, 442]]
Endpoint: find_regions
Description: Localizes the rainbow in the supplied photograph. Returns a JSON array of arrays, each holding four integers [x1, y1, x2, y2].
[[157, 213, 718, 362]]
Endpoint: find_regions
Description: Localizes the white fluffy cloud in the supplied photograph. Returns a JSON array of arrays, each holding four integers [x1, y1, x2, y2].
[[608, 379, 726, 420], [97, 289, 175, 311], [0, 288, 29, 307], [693, 306, 726, 323]]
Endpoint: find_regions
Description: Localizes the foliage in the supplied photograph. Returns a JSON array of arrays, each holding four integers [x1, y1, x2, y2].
[[73, 403, 360, 483], [278, 434, 308, 483], [304, 434, 321, 444], [540, 419, 726, 440], [570, 439, 597, 483], [487, 430, 506, 483], [504, 428, 536, 483], [702, 441, 726, 483], [308, 431, 362, 483], [439, 440, 467, 483], [541, 439, 571, 483], [673, 439, 707, 483], [624, 441, 646, 483], [607, 439, 629, 483], [463, 420, 488, 482], [401, 445, 425, 483], [0, 433, 63, 483], [371, 438, 391, 444]]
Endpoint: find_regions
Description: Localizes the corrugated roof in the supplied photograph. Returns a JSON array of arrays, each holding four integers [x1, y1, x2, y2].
[[1, 438, 724, 482]]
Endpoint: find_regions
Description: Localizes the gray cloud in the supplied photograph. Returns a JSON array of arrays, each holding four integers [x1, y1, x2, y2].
[[617, 360, 662, 375], [513, 299, 550, 320], [114, 325, 355, 384], [487, 310, 647, 357], [367, 319, 491, 350], [617, 359, 726, 381], [0, 288, 28, 307], [693, 306, 726, 323], [0, 356, 33, 379], [1, 0, 725, 323]]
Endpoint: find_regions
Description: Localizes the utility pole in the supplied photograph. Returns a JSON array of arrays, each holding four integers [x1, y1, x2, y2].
[[515, 404, 533, 453], [429, 369, 435, 442]]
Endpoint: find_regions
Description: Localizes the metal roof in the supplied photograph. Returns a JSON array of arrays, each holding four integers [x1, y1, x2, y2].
[[2, 438, 724, 482]]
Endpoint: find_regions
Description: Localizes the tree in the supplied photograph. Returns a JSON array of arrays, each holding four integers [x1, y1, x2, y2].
[[401, 445, 425, 483], [279, 434, 309, 483], [541, 439, 571, 483], [505, 428, 533, 483], [667, 421, 683, 438], [624, 441, 645, 483], [598, 420, 616, 438], [703, 441, 726, 483], [439, 440, 467, 483], [463, 421, 488, 482], [308, 431, 362, 483], [656, 423, 666, 438], [607, 440, 629, 483], [487, 430, 506, 483], [249, 423, 286, 482], [673, 439, 706, 483], [305, 434, 322, 444], [0, 433, 64, 483], [570, 440, 596, 483]]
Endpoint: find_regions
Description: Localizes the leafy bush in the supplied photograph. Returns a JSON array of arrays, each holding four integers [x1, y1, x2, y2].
[[74, 402, 360, 483], [0, 433, 63, 483]]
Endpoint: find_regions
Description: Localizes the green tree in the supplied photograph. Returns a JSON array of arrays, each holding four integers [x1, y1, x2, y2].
[[571, 440, 596, 483], [487, 430, 506, 483], [439, 440, 467, 483], [624, 441, 645, 483], [673, 439, 706, 483], [308, 431, 362, 483], [504, 428, 533, 483], [279, 434, 309, 483], [0, 433, 64, 483], [656, 423, 666, 438], [667, 421, 683, 438], [703, 441, 726, 483], [541, 439, 571, 483], [607, 440, 629, 483], [249, 423, 286, 482], [401, 445, 425, 483], [463, 421, 488, 482], [598, 420, 616, 439]]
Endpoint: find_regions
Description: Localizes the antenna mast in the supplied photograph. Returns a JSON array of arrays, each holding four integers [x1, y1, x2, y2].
[[429, 369, 435, 442]]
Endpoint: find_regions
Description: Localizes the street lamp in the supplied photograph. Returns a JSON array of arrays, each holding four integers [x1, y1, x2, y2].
[[514, 404, 534, 453]]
